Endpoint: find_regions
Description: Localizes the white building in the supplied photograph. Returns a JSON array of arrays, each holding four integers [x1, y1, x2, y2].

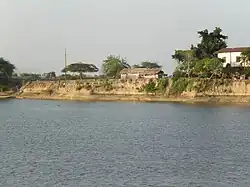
[[216, 47, 250, 67]]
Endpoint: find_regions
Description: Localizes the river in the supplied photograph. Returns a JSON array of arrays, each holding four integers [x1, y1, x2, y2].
[[0, 99, 250, 186]]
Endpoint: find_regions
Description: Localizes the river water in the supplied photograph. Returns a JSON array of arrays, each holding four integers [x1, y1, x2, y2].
[[0, 99, 250, 186]]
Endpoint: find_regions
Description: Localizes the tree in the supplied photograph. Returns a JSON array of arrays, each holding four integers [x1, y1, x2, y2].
[[172, 27, 227, 79], [192, 58, 223, 78], [42, 72, 56, 80], [20, 73, 42, 80], [102, 55, 130, 77], [240, 48, 250, 67], [0, 57, 15, 79], [62, 62, 99, 79], [191, 27, 228, 59], [172, 50, 196, 77], [133, 61, 161, 69]]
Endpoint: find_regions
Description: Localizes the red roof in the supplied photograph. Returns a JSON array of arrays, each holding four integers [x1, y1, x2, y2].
[[216, 47, 250, 53]]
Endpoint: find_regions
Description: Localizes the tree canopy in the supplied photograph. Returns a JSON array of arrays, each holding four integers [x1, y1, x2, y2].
[[102, 55, 130, 77], [42, 72, 56, 80], [133, 61, 162, 69], [0, 57, 15, 78], [62, 62, 99, 79], [172, 27, 227, 79], [62, 63, 99, 73], [191, 27, 228, 59]]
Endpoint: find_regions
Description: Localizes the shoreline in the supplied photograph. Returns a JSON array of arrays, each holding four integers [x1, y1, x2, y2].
[[0, 95, 15, 99], [14, 94, 250, 106]]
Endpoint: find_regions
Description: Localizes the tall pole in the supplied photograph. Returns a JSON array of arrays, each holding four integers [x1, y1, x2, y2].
[[64, 48, 67, 82]]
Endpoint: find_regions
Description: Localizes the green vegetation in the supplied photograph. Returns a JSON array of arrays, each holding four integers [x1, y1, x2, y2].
[[140, 78, 169, 94], [172, 27, 227, 79], [143, 79, 157, 94], [62, 62, 99, 79], [157, 78, 169, 94], [241, 49, 250, 67], [0, 57, 18, 92], [102, 55, 130, 78], [169, 78, 191, 95], [0, 84, 9, 92], [169, 27, 247, 95], [0, 57, 15, 78]]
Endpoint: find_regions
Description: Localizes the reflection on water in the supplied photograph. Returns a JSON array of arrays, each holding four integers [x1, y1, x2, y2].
[[0, 99, 250, 186]]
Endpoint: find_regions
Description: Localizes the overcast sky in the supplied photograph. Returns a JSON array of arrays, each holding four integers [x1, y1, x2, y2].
[[0, 0, 249, 74]]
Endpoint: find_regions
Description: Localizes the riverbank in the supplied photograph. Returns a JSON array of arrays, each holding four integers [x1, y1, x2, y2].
[[0, 95, 14, 99], [15, 79, 250, 105], [0, 93, 15, 99], [15, 94, 250, 105]]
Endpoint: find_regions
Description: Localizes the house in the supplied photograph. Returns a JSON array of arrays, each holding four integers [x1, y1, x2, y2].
[[120, 68, 164, 79], [216, 47, 250, 68]]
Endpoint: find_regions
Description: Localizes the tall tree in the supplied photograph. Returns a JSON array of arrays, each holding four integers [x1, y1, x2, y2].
[[0, 57, 15, 79], [102, 55, 130, 77], [62, 62, 99, 79], [191, 27, 228, 59], [172, 50, 196, 77], [172, 27, 227, 79]]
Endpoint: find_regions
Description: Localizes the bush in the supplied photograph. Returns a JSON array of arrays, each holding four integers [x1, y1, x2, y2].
[[157, 78, 169, 94], [169, 78, 190, 95], [142, 79, 157, 94], [0, 85, 9, 92]]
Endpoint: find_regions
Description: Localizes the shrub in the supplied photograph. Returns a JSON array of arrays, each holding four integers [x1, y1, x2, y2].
[[156, 78, 169, 94], [169, 78, 190, 95], [0, 85, 9, 92], [142, 79, 157, 94]]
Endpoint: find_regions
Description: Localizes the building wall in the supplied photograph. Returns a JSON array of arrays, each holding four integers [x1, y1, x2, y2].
[[144, 75, 158, 79], [218, 52, 242, 67], [121, 73, 158, 79], [127, 73, 140, 80], [120, 74, 127, 79]]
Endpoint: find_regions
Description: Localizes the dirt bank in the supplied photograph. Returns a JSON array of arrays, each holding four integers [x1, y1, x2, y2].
[[15, 79, 250, 105], [15, 93, 250, 106]]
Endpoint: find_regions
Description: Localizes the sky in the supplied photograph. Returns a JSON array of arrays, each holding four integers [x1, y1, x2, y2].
[[0, 0, 250, 74]]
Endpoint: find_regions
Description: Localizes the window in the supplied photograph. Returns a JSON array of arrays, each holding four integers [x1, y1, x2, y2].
[[236, 56, 241, 62]]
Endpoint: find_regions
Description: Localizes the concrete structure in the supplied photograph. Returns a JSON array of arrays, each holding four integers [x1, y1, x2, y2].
[[216, 47, 250, 67], [120, 68, 164, 80]]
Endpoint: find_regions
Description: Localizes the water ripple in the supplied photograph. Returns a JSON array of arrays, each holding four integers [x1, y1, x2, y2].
[[0, 99, 250, 186]]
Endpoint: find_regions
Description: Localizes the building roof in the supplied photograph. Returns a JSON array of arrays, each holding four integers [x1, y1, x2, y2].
[[120, 68, 162, 75], [216, 47, 250, 53]]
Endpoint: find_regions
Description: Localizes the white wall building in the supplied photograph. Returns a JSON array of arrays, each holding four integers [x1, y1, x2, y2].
[[216, 47, 250, 67]]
